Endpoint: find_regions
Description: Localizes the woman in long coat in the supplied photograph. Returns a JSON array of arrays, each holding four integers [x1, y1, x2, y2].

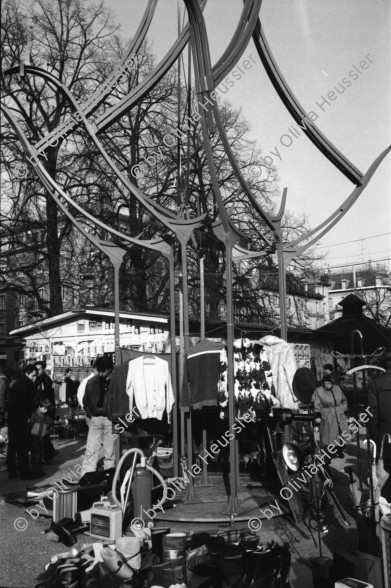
[[313, 374, 349, 457]]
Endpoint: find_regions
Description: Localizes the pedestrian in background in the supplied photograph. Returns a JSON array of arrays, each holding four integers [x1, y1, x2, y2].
[[35, 361, 55, 406], [6, 364, 37, 480], [81, 357, 114, 475], [53, 373, 63, 405], [35, 361, 57, 462], [322, 363, 341, 387], [30, 398, 53, 477], [77, 368, 97, 425], [368, 349, 391, 502], [313, 374, 349, 458], [64, 368, 78, 407]]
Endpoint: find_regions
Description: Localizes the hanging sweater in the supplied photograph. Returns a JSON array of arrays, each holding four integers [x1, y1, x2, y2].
[[187, 340, 224, 410], [126, 356, 175, 421], [258, 336, 298, 410]]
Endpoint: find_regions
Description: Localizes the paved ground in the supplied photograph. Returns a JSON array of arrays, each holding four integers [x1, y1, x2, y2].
[[0, 430, 374, 588]]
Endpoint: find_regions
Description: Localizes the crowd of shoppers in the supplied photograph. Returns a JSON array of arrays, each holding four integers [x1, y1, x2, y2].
[[1, 361, 84, 480]]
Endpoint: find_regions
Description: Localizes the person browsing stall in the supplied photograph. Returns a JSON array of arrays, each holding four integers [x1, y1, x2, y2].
[[312, 374, 349, 458], [81, 356, 115, 475], [30, 398, 54, 477], [322, 363, 341, 387], [6, 365, 37, 479]]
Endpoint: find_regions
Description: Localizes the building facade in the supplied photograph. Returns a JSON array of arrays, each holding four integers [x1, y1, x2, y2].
[[8, 308, 170, 378], [327, 268, 391, 325]]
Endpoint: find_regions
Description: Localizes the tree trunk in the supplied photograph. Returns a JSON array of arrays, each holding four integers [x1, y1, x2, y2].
[[45, 152, 63, 316]]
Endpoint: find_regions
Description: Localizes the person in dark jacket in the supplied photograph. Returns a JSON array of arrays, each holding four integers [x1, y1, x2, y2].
[[6, 365, 37, 479], [35, 362, 55, 406], [81, 356, 114, 475], [322, 363, 341, 387], [30, 398, 53, 476], [35, 362, 57, 461], [368, 350, 391, 444], [368, 349, 391, 501]]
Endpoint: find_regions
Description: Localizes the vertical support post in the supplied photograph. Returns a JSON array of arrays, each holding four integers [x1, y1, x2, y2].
[[197, 253, 213, 487], [99, 243, 126, 365], [200, 255, 205, 340], [113, 260, 121, 366], [178, 279, 186, 461], [223, 238, 242, 514], [168, 254, 179, 477], [276, 238, 288, 341], [180, 237, 199, 502]]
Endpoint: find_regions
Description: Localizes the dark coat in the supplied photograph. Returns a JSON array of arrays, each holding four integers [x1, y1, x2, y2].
[[35, 373, 54, 405], [7, 375, 35, 419], [312, 383, 349, 445], [368, 368, 391, 445], [83, 374, 110, 418]]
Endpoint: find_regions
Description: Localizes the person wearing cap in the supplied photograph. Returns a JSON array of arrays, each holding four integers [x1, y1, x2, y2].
[[322, 363, 341, 387], [30, 398, 54, 477], [312, 374, 349, 458], [81, 356, 114, 474]]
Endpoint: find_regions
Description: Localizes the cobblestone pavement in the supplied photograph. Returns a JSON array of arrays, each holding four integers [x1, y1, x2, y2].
[[0, 433, 374, 588]]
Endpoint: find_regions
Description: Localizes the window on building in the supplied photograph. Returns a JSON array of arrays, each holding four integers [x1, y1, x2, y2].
[[0, 294, 5, 309], [0, 322, 6, 337]]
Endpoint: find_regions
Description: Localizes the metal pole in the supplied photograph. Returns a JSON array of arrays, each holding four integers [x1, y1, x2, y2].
[[168, 254, 179, 477], [200, 255, 205, 340], [197, 253, 213, 487], [180, 239, 199, 502], [113, 260, 121, 366], [276, 238, 288, 341], [224, 238, 242, 514], [178, 277, 186, 461]]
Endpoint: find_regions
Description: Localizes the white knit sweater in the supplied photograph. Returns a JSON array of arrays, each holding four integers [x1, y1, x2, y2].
[[126, 356, 175, 421]]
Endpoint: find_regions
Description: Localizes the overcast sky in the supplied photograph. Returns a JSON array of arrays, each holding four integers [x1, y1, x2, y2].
[[109, 0, 390, 273]]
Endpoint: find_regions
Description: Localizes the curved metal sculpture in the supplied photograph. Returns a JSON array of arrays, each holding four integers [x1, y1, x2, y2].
[[2, 0, 389, 517]]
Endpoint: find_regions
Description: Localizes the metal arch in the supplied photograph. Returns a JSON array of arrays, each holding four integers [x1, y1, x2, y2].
[[1, 102, 205, 264], [93, 0, 207, 134], [212, 0, 262, 85], [29, 0, 159, 153], [2, 66, 209, 234], [252, 16, 363, 185], [184, 0, 277, 246], [284, 146, 391, 255]]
